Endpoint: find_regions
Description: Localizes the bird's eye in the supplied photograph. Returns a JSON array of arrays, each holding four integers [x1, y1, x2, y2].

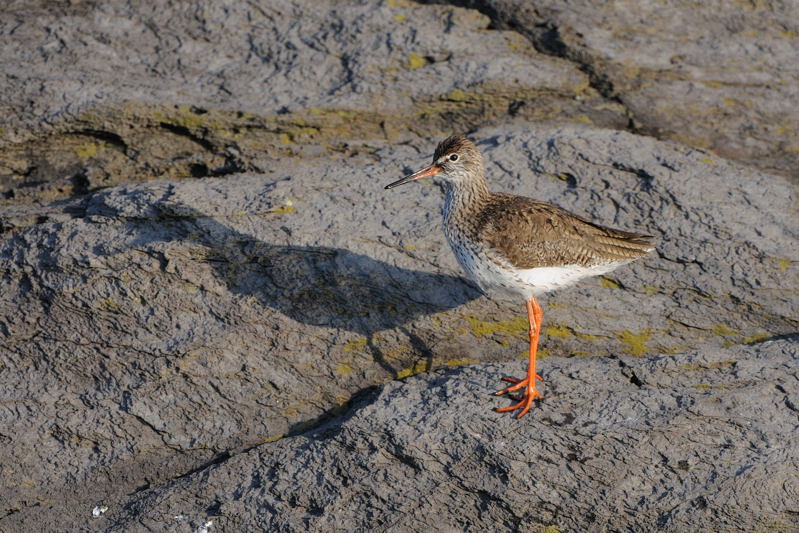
[[449, 154, 459, 161]]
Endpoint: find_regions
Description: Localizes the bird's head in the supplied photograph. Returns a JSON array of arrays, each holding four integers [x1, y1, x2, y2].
[[385, 135, 484, 190]]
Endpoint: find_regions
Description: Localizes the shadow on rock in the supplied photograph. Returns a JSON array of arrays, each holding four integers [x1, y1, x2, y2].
[[136, 201, 481, 375]]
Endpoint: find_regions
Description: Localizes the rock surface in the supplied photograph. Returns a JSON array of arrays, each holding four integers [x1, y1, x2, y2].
[[2, 121, 797, 531], [106, 339, 799, 533], [0, 0, 622, 203], [449, 0, 799, 179], [0, 0, 798, 532]]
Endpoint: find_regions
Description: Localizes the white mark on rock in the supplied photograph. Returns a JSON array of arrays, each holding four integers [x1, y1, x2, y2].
[[91, 505, 108, 518], [196, 520, 213, 533]]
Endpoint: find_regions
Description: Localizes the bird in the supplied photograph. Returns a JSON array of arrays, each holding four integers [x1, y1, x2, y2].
[[384, 135, 654, 418]]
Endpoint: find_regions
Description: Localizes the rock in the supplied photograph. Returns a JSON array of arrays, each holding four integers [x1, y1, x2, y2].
[[102, 340, 799, 532], [0, 0, 621, 203], [1, 120, 797, 531], [454, 0, 799, 179], [1, 0, 798, 531]]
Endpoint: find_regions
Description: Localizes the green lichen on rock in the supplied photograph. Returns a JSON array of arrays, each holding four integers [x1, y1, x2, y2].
[[396, 359, 428, 379], [776, 257, 792, 271], [335, 363, 354, 375], [617, 328, 651, 356], [465, 315, 528, 337], [743, 332, 770, 344], [343, 337, 367, 353], [692, 383, 728, 390], [545, 325, 573, 339], [271, 204, 295, 214], [642, 285, 659, 295], [599, 276, 621, 289], [445, 357, 476, 367], [406, 53, 428, 70], [710, 324, 738, 336], [444, 89, 469, 102], [73, 142, 101, 159]]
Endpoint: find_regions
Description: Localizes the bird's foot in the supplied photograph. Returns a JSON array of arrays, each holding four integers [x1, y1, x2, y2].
[[499, 374, 543, 388], [495, 378, 543, 418]]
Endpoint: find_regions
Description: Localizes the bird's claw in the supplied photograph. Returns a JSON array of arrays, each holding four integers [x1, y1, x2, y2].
[[495, 376, 543, 418]]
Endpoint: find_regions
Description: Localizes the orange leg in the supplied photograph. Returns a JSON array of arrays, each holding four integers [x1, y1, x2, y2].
[[495, 297, 544, 418]]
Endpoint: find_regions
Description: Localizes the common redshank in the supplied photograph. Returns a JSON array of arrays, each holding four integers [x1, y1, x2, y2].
[[385, 135, 654, 418]]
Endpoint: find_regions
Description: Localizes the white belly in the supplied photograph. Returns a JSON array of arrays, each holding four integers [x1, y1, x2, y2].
[[446, 232, 623, 299]]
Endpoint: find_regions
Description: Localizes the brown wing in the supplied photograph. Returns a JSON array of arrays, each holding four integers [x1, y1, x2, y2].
[[476, 194, 654, 269]]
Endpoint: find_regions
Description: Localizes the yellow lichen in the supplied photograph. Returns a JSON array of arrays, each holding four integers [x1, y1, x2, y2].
[[540, 526, 561, 533], [575, 331, 602, 343], [74, 142, 100, 159], [271, 205, 295, 214], [445, 357, 476, 367], [743, 332, 770, 344], [397, 360, 428, 379], [660, 345, 683, 354], [776, 258, 791, 271], [680, 360, 735, 371], [599, 276, 621, 289], [465, 315, 528, 337], [394, 14, 405, 22], [692, 384, 727, 390], [643, 285, 658, 295], [343, 337, 367, 353], [407, 53, 428, 70], [545, 325, 573, 339], [617, 328, 651, 356], [710, 324, 738, 336], [164, 105, 208, 129], [336, 363, 354, 375], [445, 89, 469, 102]]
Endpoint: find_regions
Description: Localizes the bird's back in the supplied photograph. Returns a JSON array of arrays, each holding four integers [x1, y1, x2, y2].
[[466, 192, 654, 270]]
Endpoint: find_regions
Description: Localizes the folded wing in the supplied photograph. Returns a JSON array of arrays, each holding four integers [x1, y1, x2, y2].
[[477, 194, 654, 269]]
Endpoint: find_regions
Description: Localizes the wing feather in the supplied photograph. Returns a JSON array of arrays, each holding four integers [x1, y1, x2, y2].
[[476, 194, 654, 269]]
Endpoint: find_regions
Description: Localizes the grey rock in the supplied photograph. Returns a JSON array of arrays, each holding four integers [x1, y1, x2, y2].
[[0, 0, 620, 202], [1, 121, 797, 530], [1, 0, 797, 531], [105, 339, 799, 532], [454, 0, 799, 179]]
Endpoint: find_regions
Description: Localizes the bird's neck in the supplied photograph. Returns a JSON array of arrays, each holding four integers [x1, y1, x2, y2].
[[442, 173, 490, 225]]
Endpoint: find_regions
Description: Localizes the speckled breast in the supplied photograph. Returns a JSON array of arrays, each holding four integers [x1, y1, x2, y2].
[[442, 221, 530, 298]]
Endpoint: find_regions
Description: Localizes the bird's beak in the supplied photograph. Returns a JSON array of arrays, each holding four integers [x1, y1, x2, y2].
[[384, 164, 440, 190]]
